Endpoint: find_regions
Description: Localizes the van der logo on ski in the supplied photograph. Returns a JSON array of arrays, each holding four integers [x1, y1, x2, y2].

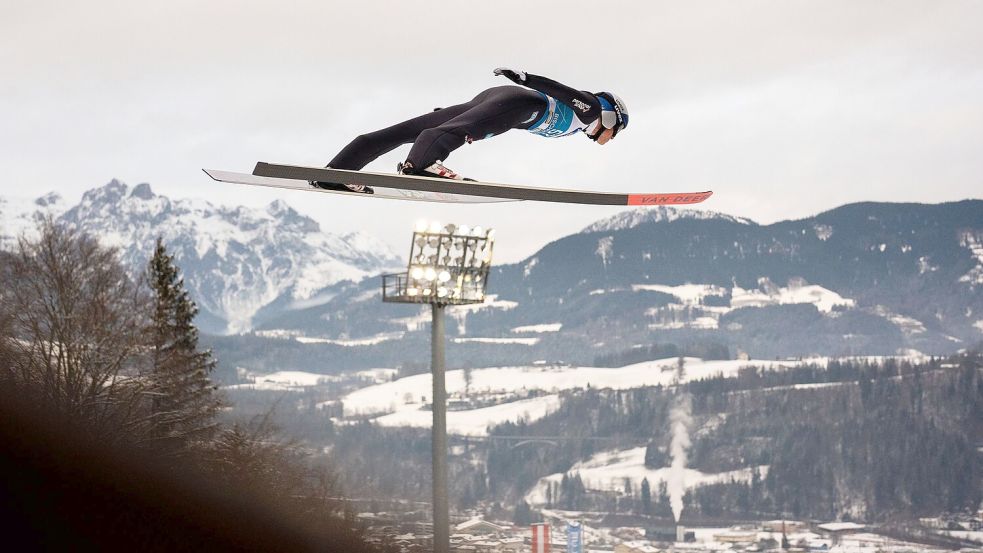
[[628, 192, 713, 206]]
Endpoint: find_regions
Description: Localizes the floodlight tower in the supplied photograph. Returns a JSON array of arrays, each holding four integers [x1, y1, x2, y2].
[[382, 221, 495, 553]]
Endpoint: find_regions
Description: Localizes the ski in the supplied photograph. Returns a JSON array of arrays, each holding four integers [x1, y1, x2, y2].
[[249, 162, 713, 206], [202, 169, 516, 204]]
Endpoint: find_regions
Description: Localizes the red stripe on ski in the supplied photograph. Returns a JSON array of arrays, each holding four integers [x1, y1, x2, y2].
[[627, 191, 713, 206]]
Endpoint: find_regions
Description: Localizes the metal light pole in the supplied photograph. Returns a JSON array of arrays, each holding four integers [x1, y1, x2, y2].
[[430, 302, 448, 551], [382, 221, 494, 553]]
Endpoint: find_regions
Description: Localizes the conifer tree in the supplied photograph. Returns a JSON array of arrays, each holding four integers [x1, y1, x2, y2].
[[641, 477, 652, 515], [513, 501, 537, 525], [146, 237, 222, 455]]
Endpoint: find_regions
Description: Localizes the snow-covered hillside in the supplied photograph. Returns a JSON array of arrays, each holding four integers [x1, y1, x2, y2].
[[628, 278, 856, 331], [1, 180, 402, 334], [333, 357, 822, 434], [524, 447, 767, 506], [582, 206, 754, 233]]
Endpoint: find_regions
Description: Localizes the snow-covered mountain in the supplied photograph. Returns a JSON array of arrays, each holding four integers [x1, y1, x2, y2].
[[206, 200, 983, 372], [582, 205, 754, 233], [0, 192, 68, 248], [1, 180, 402, 334]]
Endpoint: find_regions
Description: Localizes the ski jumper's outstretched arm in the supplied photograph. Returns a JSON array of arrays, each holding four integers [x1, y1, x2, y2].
[[495, 69, 603, 123]]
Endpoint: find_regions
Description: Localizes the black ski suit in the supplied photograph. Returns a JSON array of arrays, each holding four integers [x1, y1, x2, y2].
[[326, 73, 607, 172]]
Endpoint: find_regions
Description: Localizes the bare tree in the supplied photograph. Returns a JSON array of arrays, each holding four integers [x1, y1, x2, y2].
[[200, 409, 350, 527], [4, 219, 149, 443]]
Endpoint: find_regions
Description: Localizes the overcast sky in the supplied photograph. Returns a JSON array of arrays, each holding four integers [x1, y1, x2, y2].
[[2, 1, 981, 262]]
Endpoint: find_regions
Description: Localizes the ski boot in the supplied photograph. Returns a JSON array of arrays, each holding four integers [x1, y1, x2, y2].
[[309, 167, 373, 194], [398, 160, 476, 181]]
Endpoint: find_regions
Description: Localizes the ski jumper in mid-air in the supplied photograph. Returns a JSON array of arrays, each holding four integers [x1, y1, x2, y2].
[[312, 68, 629, 194]]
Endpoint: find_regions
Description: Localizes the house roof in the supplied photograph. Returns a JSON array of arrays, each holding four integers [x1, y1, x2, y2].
[[817, 522, 865, 532], [454, 518, 506, 533]]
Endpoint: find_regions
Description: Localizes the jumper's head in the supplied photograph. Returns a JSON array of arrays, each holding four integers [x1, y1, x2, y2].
[[586, 91, 629, 144]]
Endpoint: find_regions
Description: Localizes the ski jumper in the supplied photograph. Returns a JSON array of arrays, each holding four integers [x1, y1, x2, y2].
[[326, 73, 607, 172]]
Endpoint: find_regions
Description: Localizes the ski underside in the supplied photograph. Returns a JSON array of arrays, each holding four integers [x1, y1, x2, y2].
[[203, 162, 713, 206]]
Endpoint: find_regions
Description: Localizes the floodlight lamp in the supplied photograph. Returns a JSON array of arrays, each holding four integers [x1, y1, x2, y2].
[[415, 220, 429, 232], [407, 287, 419, 296], [443, 224, 456, 235], [437, 287, 448, 298], [438, 270, 451, 283], [471, 226, 483, 237], [424, 267, 437, 281], [416, 254, 428, 264], [429, 221, 443, 233], [456, 225, 470, 236], [475, 275, 482, 282], [411, 266, 424, 280], [486, 228, 496, 239], [423, 288, 432, 296]]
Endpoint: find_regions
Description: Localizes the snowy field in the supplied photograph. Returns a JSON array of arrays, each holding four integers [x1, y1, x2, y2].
[[373, 394, 563, 436], [225, 368, 397, 391], [335, 357, 823, 430], [225, 370, 337, 391], [296, 332, 406, 346], [524, 446, 768, 505], [624, 279, 858, 331], [452, 337, 541, 345], [511, 323, 563, 334], [631, 283, 728, 305], [729, 281, 855, 313], [942, 530, 983, 544], [629, 280, 855, 314]]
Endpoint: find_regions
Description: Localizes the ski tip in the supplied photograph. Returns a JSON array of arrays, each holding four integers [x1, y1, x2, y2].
[[202, 169, 220, 181], [627, 191, 713, 206]]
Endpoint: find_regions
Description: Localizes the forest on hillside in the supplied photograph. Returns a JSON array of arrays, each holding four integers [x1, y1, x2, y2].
[[323, 354, 983, 523]]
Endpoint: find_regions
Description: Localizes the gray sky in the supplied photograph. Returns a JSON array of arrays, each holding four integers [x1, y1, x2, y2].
[[2, 1, 981, 262]]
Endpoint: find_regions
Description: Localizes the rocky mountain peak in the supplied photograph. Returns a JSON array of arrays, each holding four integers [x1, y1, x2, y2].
[[129, 182, 156, 200], [35, 192, 63, 207], [266, 199, 319, 233], [82, 179, 128, 205]]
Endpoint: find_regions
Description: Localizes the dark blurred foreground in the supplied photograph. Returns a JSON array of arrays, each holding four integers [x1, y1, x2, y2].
[[0, 392, 375, 552]]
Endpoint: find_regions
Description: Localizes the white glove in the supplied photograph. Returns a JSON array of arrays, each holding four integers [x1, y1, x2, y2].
[[493, 67, 527, 84]]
